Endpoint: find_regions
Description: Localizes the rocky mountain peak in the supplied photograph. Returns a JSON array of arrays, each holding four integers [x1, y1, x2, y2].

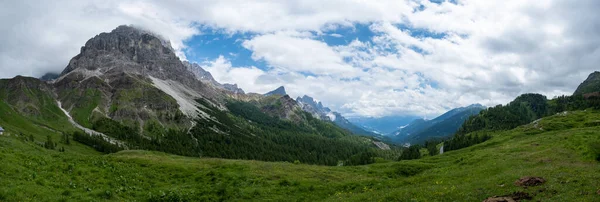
[[222, 83, 245, 94], [182, 61, 218, 85], [39, 72, 60, 81], [182, 61, 245, 94], [56, 25, 206, 93], [296, 95, 330, 113], [574, 71, 600, 95], [586, 71, 600, 80], [264, 86, 287, 96]]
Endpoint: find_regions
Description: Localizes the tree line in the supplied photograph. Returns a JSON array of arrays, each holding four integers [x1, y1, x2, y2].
[[73, 99, 385, 166], [401, 93, 600, 159]]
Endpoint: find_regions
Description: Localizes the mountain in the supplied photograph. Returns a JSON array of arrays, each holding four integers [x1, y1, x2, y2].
[[183, 61, 244, 94], [53, 25, 220, 130], [295, 95, 379, 137], [296, 95, 334, 120], [392, 104, 486, 144], [264, 86, 287, 96], [0, 25, 388, 166], [0, 76, 74, 133], [392, 118, 429, 137], [39, 72, 60, 81], [258, 94, 307, 122], [457, 93, 551, 136], [347, 115, 420, 135], [574, 71, 600, 95], [330, 112, 382, 137]]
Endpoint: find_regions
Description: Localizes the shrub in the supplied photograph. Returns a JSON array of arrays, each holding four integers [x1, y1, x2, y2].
[[44, 135, 56, 150], [590, 141, 600, 162], [386, 163, 432, 178], [398, 145, 421, 161]]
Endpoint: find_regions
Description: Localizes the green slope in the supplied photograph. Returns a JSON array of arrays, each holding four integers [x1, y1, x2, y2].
[[1, 109, 599, 201], [72, 97, 385, 166], [574, 71, 600, 95], [392, 105, 484, 145], [56, 74, 186, 130], [0, 77, 74, 132]]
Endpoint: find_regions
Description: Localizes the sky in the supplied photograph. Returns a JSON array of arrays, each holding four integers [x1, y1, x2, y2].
[[1, 0, 599, 118]]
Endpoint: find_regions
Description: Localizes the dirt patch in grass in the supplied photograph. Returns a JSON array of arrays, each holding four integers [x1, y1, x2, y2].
[[514, 176, 545, 187], [483, 191, 532, 202]]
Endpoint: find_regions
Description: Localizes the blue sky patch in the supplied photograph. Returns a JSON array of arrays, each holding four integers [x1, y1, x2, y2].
[[319, 23, 375, 46], [184, 27, 267, 69]]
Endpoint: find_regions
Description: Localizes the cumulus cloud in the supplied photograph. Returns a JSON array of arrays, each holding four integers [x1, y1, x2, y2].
[[242, 32, 361, 76], [1, 0, 599, 117], [201, 55, 271, 93]]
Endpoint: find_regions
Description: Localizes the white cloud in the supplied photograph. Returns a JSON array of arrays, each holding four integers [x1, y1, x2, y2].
[[242, 32, 361, 76], [201, 55, 271, 94]]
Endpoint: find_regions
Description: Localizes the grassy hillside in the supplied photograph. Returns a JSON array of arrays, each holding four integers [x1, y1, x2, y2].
[[1, 109, 599, 201], [392, 105, 484, 145], [0, 100, 100, 155], [0, 77, 74, 133], [574, 71, 600, 95]]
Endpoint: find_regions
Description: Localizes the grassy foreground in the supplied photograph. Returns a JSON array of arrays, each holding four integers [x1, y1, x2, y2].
[[1, 111, 600, 201]]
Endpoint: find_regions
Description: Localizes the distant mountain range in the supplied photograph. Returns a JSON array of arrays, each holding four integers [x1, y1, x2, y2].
[[391, 104, 486, 145], [295, 95, 380, 137], [348, 115, 420, 135]]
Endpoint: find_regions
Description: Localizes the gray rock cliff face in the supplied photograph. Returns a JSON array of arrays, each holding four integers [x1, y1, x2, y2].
[[182, 61, 245, 94], [296, 95, 332, 121], [53, 25, 227, 130], [58, 25, 208, 93]]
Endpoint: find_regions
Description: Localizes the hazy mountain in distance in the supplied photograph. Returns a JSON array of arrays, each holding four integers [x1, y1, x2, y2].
[[296, 95, 380, 137], [347, 115, 420, 135], [391, 104, 486, 144]]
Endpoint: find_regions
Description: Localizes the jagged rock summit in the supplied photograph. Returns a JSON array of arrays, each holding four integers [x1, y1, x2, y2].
[[52, 25, 230, 130], [183, 61, 245, 94], [264, 86, 287, 96], [296, 95, 333, 120], [57, 25, 205, 92], [295, 95, 379, 137]]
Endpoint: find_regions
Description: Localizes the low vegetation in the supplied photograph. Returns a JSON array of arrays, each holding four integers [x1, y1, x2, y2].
[[72, 98, 386, 166], [1, 109, 599, 201]]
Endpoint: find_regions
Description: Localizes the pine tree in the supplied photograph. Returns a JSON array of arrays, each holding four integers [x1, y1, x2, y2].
[[44, 135, 56, 150]]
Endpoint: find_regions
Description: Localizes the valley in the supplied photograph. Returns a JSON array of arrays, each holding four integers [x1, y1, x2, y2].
[[0, 109, 599, 201]]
